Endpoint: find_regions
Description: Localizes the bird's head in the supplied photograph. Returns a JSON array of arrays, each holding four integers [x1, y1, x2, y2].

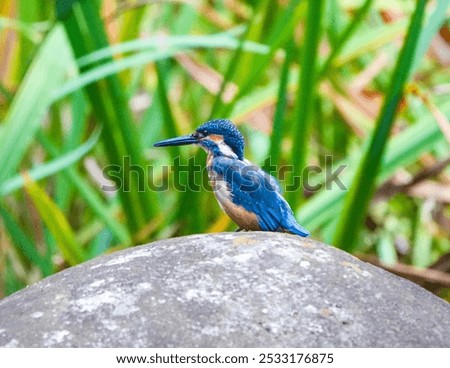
[[153, 119, 245, 160]]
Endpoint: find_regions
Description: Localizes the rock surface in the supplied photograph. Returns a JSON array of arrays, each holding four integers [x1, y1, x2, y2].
[[0, 232, 449, 347]]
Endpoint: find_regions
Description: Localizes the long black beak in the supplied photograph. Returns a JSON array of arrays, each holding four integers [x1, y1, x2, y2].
[[153, 135, 198, 147]]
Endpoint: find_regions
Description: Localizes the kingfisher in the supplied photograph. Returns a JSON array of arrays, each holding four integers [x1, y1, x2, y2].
[[153, 119, 309, 237]]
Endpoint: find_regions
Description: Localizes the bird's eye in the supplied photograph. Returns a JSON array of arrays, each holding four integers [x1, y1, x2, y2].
[[193, 131, 205, 139]]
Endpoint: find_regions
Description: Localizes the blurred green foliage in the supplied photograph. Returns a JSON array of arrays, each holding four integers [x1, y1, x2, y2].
[[0, 0, 449, 299]]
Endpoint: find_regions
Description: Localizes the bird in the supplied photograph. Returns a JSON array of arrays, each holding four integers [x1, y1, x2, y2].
[[153, 119, 309, 237]]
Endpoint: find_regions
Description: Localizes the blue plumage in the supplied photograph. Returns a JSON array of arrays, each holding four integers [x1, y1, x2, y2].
[[153, 119, 309, 237], [212, 157, 309, 236]]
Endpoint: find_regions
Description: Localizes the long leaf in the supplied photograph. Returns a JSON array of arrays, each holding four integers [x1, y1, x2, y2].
[[336, 19, 408, 66], [409, 0, 450, 78], [0, 25, 72, 185], [288, 0, 324, 208], [210, 1, 272, 118], [0, 127, 101, 196], [332, 0, 428, 251], [0, 203, 53, 275], [263, 39, 296, 172], [54, 35, 266, 106], [76, 35, 268, 68], [55, 90, 88, 211], [319, 0, 374, 78], [36, 131, 132, 246], [23, 175, 86, 266], [59, 0, 154, 235], [217, 0, 304, 117]]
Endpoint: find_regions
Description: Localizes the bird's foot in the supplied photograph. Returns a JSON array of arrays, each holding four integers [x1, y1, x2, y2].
[[235, 228, 243, 232]]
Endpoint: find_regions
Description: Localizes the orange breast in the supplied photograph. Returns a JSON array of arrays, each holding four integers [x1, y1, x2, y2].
[[220, 199, 261, 231]]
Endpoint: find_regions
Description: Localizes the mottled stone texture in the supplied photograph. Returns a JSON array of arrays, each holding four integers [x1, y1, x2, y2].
[[0, 232, 449, 347]]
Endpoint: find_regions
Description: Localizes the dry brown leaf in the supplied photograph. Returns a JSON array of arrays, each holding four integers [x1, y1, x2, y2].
[[175, 54, 238, 102], [350, 52, 391, 91], [320, 82, 371, 137], [239, 105, 274, 134], [224, 0, 251, 19], [358, 254, 450, 289], [409, 85, 450, 144], [376, 156, 450, 200], [199, 2, 233, 29], [429, 34, 450, 67], [407, 181, 450, 203]]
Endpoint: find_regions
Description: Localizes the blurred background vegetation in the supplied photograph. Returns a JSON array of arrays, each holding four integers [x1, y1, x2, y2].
[[0, 0, 449, 300]]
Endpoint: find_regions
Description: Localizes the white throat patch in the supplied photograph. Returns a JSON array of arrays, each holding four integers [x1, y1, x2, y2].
[[217, 140, 238, 158]]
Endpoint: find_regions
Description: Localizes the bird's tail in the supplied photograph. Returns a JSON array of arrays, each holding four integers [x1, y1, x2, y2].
[[283, 217, 310, 237]]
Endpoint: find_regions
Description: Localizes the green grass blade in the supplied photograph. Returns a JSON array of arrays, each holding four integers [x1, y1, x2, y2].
[[55, 36, 269, 103], [141, 88, 164, 147], [24, 176, 86, 265], [118, 4, 146, 43], [54, 49, 179, 101], [248, 0, 303, 84], [88, 228, 113, 258], [333, 0, 428, 251], [319, 0, 374, 78], [4, 260, 25, 296], [409, 0, 450, 78], [36, 131, 132, 246], [55, 90, 88, 211], [217, 0, 304, 117], [0, 25, 72, 185], [0, 203, 53, 276], [263, 39, 295, 172], [376, 232, 398, 265], [288, 0, 324, 208], [230, 0, 271, 87], [335, 19, 408, 67], [297, 99, 450, 231], [209, 38, 245, 117], [68, 174, 131, 246], [75, 35, 268, 69], [412, 201, 433, 267], [0, 127, 101, 196], [325, 0, 342, 48], [155, 62, 181, 139], [59, 0, 155, 235]]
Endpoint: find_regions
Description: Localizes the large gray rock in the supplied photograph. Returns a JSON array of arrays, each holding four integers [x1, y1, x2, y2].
[[0, 232, 449, 347]]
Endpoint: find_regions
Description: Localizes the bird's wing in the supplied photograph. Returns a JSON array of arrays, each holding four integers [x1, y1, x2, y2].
[[212, 157, 288, 231], [243, 159, 282, 193]]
